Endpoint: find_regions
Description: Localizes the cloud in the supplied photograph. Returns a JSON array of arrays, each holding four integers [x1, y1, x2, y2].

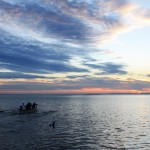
[[0, 72, 49, 79], [85, 62, 127, 75], [0, 0, 150, 93], [99, 63, 127, 75], [128, 79, 150, 90], [2, 0, 147, 45], [147, 74, 150, 77], [66, 75, 89, 79], [0, 77, 150, 93], [134, 7, 150, 24], [0, 0, 90, 44], [0, 31, 89, 74], [1, 0, 150, 46]]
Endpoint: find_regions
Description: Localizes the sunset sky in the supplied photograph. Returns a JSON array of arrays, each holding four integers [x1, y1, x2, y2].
[[0, 0, 150, 94]]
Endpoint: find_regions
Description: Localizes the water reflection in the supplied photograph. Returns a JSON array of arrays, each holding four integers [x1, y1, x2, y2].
[[0, 94, 150, 149]]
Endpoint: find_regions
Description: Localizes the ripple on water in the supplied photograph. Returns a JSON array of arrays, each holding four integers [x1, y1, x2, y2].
[[1, 95, 150, 149]]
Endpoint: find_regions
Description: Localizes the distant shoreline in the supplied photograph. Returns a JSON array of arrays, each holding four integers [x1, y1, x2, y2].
[[0, 93, 150, 95]]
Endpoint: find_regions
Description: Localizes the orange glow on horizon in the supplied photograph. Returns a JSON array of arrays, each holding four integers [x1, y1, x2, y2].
[[0, 88, 149, 94]]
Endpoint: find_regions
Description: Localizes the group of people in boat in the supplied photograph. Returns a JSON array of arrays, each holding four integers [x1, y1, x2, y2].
[[19, 102, 37, 111]]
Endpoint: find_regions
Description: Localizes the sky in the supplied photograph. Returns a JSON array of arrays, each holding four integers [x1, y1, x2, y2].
[[0, 0, 150, 94]]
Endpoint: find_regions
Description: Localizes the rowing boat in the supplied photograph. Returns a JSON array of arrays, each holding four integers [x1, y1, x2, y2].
[[18, 109, 37, 114]]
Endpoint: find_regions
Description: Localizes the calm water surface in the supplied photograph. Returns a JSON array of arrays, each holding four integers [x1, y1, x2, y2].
[[0, 94, 150, 150]]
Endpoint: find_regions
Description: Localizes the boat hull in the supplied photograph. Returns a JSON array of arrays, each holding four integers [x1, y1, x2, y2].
[[19, 109, 37, 114]]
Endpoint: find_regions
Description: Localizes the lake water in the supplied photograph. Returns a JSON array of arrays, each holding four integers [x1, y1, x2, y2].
[[0, 94, 150, 150]]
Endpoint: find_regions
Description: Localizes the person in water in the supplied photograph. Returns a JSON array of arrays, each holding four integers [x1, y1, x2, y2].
[[49, 121, 55, 128]]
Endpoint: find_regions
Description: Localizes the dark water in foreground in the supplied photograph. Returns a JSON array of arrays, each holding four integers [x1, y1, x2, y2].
[[0, 94, 150, 150]]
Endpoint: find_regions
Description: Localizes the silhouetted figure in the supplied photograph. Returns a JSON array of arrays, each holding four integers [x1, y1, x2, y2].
[[26, 102, 32, 110], [50, 121, 55, 128], [52, 121, 55, 128], [32, 102, 37, 109], [22, 103, 25, 109], [20, 106, 23, 110], [25, 103, 28, 110], [35, 103, 38, 108], [29, 103, 32, 109]]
